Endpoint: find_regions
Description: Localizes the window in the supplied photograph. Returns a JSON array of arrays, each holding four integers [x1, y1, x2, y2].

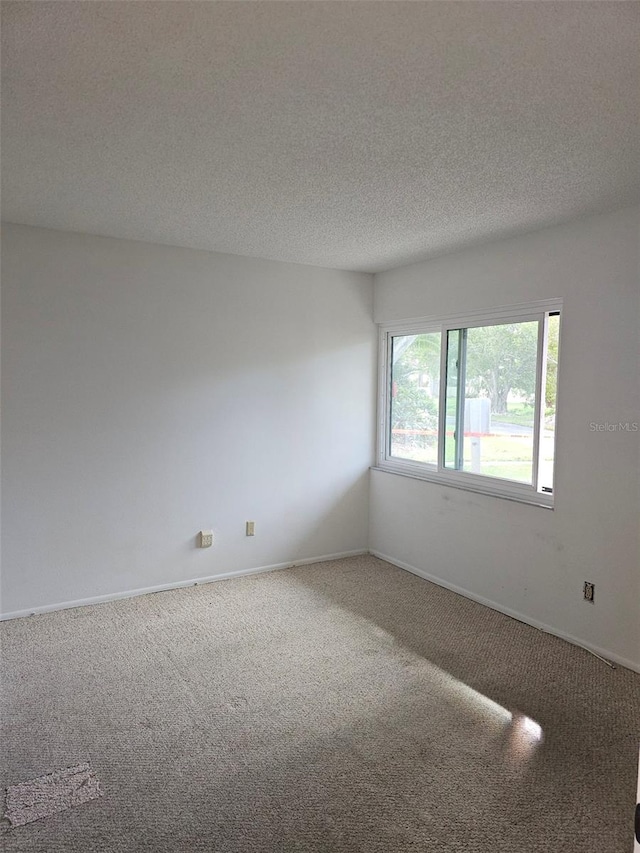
[[378, 301, 561, 507]]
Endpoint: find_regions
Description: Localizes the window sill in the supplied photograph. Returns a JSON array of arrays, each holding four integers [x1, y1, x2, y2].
[[371, 464, 554, 510]]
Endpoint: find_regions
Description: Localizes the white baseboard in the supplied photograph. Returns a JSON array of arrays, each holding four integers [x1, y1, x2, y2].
[[4, 547, 638, 676], [0, 549, 368, 622], [370, 549, 640, 675]]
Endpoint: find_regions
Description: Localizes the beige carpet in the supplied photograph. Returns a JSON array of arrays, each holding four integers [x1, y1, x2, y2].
[[1, 555, 638, 852]]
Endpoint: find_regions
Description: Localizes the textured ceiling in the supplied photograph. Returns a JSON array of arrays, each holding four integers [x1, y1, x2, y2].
[[2, 1, 639, 272]]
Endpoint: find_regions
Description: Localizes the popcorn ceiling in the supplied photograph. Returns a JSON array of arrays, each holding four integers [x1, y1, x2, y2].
[[2, 2, 639, 272]]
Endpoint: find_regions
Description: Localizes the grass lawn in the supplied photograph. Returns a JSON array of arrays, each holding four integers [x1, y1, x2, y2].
[[497, 402, 556, 430], [391, 432, 555, 484]]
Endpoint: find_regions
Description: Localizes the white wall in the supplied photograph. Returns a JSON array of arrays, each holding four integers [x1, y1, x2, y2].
[[1, 224, 376, 615], [371, 207, 640, 671], [3, 212, 639, 671]]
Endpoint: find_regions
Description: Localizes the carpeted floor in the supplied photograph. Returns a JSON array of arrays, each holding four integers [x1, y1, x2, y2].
[[1, 554, 639, 852]]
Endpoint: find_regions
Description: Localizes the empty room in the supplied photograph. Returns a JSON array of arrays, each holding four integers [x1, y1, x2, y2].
[[1, 2, 639, 851]]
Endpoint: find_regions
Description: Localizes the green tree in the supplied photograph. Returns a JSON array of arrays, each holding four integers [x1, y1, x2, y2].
[[391, 334, 440, 436], [392, 382, 438, 431], [544, 315, 560, 410], [464, 322, 538, 415]]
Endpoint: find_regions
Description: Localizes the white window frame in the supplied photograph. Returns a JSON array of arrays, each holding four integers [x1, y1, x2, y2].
[[376, 299, 562, 508]]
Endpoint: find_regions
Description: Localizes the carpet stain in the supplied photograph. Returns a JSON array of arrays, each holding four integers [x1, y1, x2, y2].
[[4, 763, 102, 828]]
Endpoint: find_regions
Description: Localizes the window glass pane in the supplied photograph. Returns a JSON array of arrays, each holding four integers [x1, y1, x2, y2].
[[538, 314, 559, 493], [389, 332, 440, 464], [444, 329, 460, 469], [446, 321, 539, 484]]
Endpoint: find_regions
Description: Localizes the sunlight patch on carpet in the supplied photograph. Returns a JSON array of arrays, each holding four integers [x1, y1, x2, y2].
[[4, 762, 102, 827]]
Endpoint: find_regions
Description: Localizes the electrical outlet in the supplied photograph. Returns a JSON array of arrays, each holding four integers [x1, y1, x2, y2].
[[200, 530, 213, 548], [246, 521, 255, 537], [583, 581, 595, 603]]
